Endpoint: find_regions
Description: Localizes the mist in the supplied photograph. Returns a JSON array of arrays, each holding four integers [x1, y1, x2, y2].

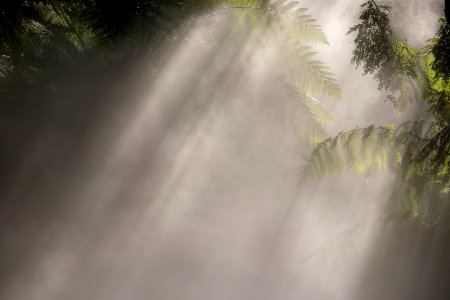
[[1, 1, 449, 300]]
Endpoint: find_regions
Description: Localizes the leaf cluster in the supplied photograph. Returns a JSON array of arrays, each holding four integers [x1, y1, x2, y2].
[[0, 0, 340, 145], [347, 1, 418, 99], [301, 121, 450, 229], [431, 17, 450, 81], [302, 0, 450, 229], [251, 0, 340, 143]]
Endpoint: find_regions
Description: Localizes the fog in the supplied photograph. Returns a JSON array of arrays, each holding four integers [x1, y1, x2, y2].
[[0, 1, 449, 300]]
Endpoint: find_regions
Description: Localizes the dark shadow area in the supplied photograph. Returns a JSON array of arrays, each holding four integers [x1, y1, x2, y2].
[[352, 220, 450, 300]]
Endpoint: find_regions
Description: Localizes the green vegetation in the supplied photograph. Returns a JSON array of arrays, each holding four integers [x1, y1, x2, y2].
[[0, 0, 339, 145], [301, 0, 450, 230], [5, 1, 449, 230]]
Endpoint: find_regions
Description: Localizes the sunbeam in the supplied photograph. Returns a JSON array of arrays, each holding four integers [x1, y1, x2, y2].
[[1, 1, 449, 300]]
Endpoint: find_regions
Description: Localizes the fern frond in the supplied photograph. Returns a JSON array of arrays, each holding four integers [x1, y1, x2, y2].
[[269, 1, 328, 44], [301, 120, 450, 229], [300, 121, 432, 179]]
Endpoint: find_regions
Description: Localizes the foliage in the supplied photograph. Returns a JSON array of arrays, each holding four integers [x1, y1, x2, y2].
[[347, 0, 420, 108], [300, 121, 450, 228], [431, 17, 450, 81], [260, 0, 340, 143], [0, 0, 340, 145], [0, 1, 100, 98], [301, 0, 450, 230], [0, 1, 271, 83]]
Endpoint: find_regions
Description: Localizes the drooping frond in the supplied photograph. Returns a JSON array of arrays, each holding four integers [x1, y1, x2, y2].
[[246, 60, 337, 144], [250, 75, 334, 144], [187, 0, 340, 142], [0, 0, 339, 146], [0, 1, 102, 92], [300, 0, 450, 229], [80, 1, 269, 46], [300, 121, 441, 179], [268, 0, 328, 45], [248, 1, 340, 98], [300, 120, 450, 229]]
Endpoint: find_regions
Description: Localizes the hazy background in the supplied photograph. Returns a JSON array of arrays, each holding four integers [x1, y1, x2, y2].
[[0, 1, 449, 300]]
